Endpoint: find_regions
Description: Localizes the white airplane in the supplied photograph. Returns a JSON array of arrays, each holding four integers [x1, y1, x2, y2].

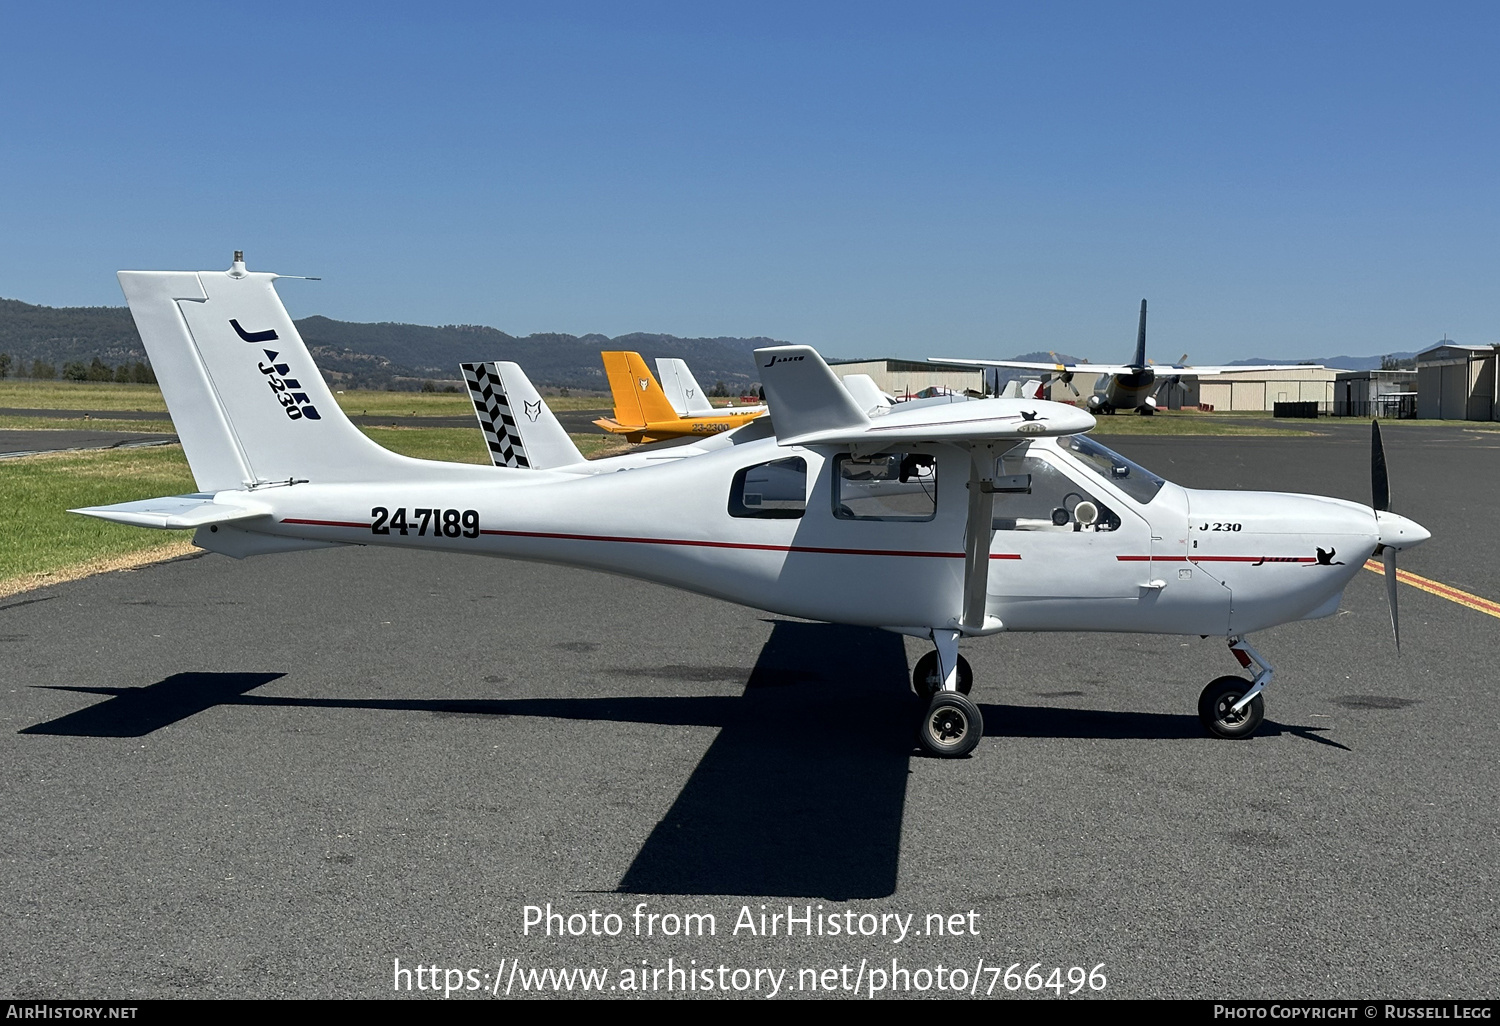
[[655, 357, 723, 418], [74, 256, 1431, 758], [938, 300, 1323, 414]]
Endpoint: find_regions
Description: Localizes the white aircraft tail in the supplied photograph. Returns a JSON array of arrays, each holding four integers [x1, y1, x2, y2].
[[118, 256, 428, 492], [838, 373, 892, 414], [756, 346, 871, 444], [655, 357, 716, 416], [461, 361, 584, 469], [1001, 378, 1045, 400]]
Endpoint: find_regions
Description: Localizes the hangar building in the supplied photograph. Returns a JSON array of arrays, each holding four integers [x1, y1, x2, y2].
[[1193, 366, 1340, 412], [1334, 369, 1418, 419], [828, 358, 986, 397], [1155, 366, 1341, 412], [1416, 343, 1500, 421]]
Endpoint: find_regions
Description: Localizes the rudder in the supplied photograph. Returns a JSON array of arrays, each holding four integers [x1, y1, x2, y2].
[[119, 256, 412, 491]]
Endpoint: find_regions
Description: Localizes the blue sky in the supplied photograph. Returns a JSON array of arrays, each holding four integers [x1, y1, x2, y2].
[[2, 2, 1496, 362]]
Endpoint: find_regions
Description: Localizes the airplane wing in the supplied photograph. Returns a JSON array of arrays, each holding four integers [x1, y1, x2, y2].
[[1156, 364, 1328, 376], [758, 346, 1095, 447], [932, 357, 1135, 375]]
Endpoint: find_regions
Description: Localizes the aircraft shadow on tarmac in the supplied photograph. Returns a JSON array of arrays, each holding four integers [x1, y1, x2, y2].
[[21, 622, 1345, 899]]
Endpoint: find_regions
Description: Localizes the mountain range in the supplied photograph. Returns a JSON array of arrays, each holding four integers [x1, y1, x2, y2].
[[0, 297, 780, 392], [0, 295, 1432, 390]]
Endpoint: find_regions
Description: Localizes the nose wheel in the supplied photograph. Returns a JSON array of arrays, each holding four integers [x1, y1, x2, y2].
[[1198, 676, 1265, 739], [1199, 636, 1273, 739]]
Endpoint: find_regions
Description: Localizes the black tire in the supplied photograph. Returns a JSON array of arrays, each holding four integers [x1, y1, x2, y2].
[[918, 692, 984, 758], [1198, 676, 1265, 739], [912, 651, 973, 697]]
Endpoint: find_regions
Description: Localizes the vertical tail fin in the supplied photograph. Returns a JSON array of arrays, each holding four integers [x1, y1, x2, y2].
[[838, 373, 893, 414], [601, 351, 680, 426], [756, 345, 870, 443], [1131, 298, 1148, 369], [118, 259, 412, 491], [655, 358, 716, 415], [461, 361, 584, 469]]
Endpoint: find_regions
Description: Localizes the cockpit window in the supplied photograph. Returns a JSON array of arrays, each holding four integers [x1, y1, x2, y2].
[[992, 452, 1121, 532], [729, 457, 807, 519], [1061, 435, 1165, 504], [833, 452, 937, 521]]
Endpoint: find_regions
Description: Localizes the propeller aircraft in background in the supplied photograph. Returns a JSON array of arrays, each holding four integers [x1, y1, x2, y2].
[[938, 300, 1327, 415], [74, 257, 1429, 759]]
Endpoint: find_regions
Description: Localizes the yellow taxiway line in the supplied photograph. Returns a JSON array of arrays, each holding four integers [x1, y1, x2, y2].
[[1363, 560, 1500, 620]]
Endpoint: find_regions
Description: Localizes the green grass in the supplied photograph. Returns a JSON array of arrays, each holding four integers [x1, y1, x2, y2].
[[333, 389, 476, 418], [0, 446, 197, 589], [0, 423, 637, 596], [0, 414, 176, 433], [573, 433, 633, 459], [0, 380, 168, 412], [0, 380, 612, 419], [357, 426, 491, 463]]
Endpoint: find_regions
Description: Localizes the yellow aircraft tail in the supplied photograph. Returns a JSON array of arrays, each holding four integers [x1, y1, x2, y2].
[[602, 351, 680, 427]]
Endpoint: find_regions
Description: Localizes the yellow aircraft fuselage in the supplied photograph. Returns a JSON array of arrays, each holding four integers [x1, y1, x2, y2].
[[594, 351, 766, 443]]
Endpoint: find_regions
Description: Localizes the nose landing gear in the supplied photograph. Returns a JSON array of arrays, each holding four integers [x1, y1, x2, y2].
[[1198, 636, 1273, 739], [1199, 676, 1265, 738]]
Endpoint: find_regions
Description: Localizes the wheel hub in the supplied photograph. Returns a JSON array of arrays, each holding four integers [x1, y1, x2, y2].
[[930, 708, 967, 742], [1216, 695, 1247, 725]]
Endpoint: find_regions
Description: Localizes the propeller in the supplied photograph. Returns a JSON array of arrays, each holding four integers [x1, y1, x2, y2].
[[1046, 352, 1080, 395], [1371, 420, 1398, 649]]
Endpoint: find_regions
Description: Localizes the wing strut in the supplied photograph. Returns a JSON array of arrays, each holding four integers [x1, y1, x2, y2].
[[961, 443, 1002, 632]]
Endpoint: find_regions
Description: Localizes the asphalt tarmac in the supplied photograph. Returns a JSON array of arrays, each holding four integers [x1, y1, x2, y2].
[[1, 424, 1496, 1000], [0, 430, 178, 458]]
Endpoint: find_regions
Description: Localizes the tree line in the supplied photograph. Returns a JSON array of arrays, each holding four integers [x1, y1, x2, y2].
[[0, 353, 156, 384]]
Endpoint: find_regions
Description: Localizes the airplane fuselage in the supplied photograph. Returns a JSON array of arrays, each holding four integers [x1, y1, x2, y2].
[[202, 433, 1390, 638], [1087, 366, 1156, 414]]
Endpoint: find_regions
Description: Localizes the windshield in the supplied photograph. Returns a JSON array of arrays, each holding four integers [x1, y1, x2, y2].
[[1061, 435, 1166, 504]]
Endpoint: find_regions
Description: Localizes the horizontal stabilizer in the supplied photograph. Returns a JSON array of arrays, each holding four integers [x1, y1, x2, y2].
[[759, 346, 1095, 447], [70, 493, 271, 530]]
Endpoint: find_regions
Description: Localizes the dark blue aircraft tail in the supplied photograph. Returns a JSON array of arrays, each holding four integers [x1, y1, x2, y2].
[[1132, 299, 1148, 369]]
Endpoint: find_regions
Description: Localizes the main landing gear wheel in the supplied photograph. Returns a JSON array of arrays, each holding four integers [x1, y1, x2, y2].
[[918, 692, 984, 758], [912, 651, 973, 697], [1198, 676, 1265, 739]]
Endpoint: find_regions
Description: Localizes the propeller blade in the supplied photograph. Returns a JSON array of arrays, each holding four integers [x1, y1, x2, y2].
[[1383, 545, 1400, 651], [1372, 420, 1390, 512]]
